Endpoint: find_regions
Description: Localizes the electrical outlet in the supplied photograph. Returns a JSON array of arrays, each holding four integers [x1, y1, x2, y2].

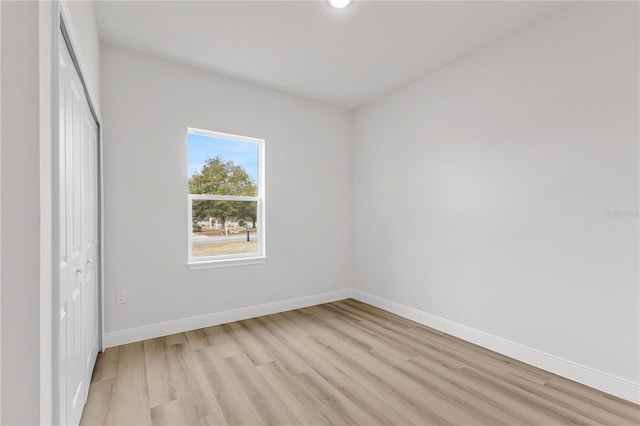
[[116, 290, 128, 304]]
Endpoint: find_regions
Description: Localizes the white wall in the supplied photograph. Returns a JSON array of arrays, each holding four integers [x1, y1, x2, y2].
[[101, 45, 352, 337], [65, 0, 101, 107], [1, 2, 41, 423], [353, 1, 639, 385]]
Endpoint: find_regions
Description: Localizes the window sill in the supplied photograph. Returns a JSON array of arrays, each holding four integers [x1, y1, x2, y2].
[[187, 256, 267, 270]]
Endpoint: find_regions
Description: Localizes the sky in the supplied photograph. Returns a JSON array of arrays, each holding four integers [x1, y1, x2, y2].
[[188, 133, 258, 182]]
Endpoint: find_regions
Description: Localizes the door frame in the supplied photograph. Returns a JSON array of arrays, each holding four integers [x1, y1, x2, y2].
[[40, 1, 104, 424]]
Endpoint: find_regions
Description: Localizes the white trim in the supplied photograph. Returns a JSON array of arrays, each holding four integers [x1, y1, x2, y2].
[[189, 245, 262, 263], [98, 72, 105, 356], [187, 129, 265, 264], [187, 193, 192, 262], [187, 255, 267, 270], [101, 287, 639, 403], [351, 289, 640, 404], [39, 2, 55, 424], [188, 127, 263, 145], [189, 194, 258, 202], [104, 289, 351, 348]]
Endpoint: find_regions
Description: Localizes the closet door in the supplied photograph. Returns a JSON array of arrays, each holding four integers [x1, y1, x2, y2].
[[58, 30, 100, 426], [81, 94, 100, 399]]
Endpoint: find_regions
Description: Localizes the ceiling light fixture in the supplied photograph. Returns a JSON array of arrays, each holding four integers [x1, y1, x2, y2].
[[328, 0, 351, 9]]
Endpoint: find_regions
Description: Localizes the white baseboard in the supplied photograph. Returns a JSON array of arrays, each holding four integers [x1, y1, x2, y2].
[[104, 287, 639, 404], [104, 289, 351, 348], [351, 289, 640, 405]]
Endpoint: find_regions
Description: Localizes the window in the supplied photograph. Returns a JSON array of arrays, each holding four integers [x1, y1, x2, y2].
[[187, 128, 265, 269]]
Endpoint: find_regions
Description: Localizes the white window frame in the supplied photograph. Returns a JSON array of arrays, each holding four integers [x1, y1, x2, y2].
[[186, 128, 266, 270]]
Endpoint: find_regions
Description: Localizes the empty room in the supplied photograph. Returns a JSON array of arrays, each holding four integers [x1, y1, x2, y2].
[[1, 0, 639, 425]]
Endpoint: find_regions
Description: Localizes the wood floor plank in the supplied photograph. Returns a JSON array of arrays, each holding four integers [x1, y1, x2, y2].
[[369, 348, 523, 425], [81, 300, 640, 426], [303, 332, 485, 425], [111, 342, 152, 426], [410, 345, 584, 424], [304, 306, 415, 361], [164, 342, 226, 425], [503, 372, 633, 425], [292, 308, 374, 352], [224, 353, 302, 425], [255, 314, 418, 425], [278, 310, 323, 338], [299, 334, 451, 425], [90, 346, 119, 383], [79, 377, 116, 425], [338, 300, 553, 387], [224, 321, 273, 366], [143, 337, 174, 408], [257, 361, 339, 425], [150, 399, 192, 426], [545, 376, 640, 423], [458, 367, 598, 425], [407, 325, 553, 385], [195, 347, 266, 426], [242, 317, 310, 376], [338, 300, 551, 384], [410, 354, 551, 425], [185, 327, 215, 351], [293, 369, 378, 425], [199, 323, 245, 358], [409, 325, 552, 385], [164, 332, 188, 346], [339, 299, 437, 331]]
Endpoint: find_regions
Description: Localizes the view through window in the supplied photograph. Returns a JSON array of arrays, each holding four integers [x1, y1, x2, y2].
[[187, 128, 264, 263]]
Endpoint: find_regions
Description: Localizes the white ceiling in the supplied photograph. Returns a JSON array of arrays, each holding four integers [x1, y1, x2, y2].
[[95, 1, 570, 109]]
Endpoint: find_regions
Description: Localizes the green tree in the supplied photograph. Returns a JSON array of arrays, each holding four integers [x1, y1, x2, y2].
[[189, 157, 257, 234]]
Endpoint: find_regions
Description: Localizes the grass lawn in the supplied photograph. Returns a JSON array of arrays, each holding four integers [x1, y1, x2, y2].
[[197, 228, 258, 237], [192, 240, 257, 257]]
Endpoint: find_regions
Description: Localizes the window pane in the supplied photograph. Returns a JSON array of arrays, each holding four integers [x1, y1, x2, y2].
[[188, 133, 258, 197], [191, 200, 259, 257]]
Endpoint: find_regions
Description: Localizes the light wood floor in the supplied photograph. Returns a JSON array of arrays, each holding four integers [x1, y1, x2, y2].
[[81, 299, 640, 425]]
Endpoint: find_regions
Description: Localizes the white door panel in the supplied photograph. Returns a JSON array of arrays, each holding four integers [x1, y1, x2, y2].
[[58, 29, 100, 426]]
